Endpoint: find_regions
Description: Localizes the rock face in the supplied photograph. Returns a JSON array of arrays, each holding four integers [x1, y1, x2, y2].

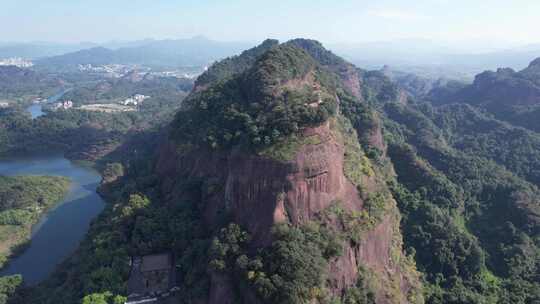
[[157, 121, 420, 303], [157, 122, 359, 245], [156, 39, 422, 304]]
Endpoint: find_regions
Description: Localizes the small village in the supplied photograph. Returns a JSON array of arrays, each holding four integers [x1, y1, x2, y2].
[[41, 94, 151, 113], [0, 57, 33, 68], [78, 64, 145, 78]]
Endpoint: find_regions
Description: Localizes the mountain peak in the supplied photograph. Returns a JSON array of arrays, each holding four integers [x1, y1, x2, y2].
[[174, 39, 340, 150], [529, 57, 540, 67], [287, 38, 346, 66], [194, 39, 279, 89]]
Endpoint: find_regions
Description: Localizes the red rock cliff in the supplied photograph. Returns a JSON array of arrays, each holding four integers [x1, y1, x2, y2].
[[156, 119, 422, 304]]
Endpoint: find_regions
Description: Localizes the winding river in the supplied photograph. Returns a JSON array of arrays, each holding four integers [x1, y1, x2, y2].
[[0, 155, 105, 285], [26, 89, 71, 119]]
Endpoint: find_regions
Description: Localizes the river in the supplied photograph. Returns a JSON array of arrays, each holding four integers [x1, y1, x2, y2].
[[0, 154, 105, 285], [26, 89, 71, 119]]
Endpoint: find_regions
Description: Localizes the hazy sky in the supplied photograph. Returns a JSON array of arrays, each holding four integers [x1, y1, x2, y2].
[[2, 0, 539, 49]]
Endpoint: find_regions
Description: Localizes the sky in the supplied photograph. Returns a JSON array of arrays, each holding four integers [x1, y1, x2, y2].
[[2, 0, 540, 51]]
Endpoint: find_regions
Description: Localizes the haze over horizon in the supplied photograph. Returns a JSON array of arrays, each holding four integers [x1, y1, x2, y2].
[[2, 0, 540, 53]]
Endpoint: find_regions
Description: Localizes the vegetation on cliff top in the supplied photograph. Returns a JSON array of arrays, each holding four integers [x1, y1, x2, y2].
[[171, 42, 338, 153], [195, 38, 279, 88]]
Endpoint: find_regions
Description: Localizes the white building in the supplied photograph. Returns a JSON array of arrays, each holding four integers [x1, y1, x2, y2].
[[123, 98, 138, 106], [122, 94, 149, 106], [53, 100, 73, 110], [0, 102, 9, 108], [133, 94, 149, 102], [0, 57, 33, 68]]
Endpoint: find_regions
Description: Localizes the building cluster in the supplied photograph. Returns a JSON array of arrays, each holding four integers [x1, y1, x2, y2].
[[149, 70, 201, 79], [77, 63, 206, 80], [52, 100, 73, 110], [78, 64, 148, 78], [0, 57, 33, 68], [122, 94, 150, 106]]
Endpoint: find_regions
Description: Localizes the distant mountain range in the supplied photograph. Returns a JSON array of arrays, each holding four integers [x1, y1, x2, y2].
[[330, 40, 540, 80], [3, 37, 540, 82], [0, 37, 246, 69], [0, 37, 250, 70], [36, 38, 250, 68]]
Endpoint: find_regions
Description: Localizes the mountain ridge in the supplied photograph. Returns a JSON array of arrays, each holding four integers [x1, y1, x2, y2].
[[34, 38, 252, 68]]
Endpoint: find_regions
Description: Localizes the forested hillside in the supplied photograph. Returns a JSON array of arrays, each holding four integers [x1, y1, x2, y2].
[[20, 39, 424, 304], [62, 73, 192, 105], [432, 58, 540, 133], [2, 40, 539, 304], [378, 97, 540, 302], [0, 66, 63, 102]]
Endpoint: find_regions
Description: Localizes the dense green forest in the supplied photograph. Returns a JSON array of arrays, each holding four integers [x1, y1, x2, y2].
[[14, 40, 416, 304], [194, 39, 279, 88], [172, 43, 337, 151], [381, 101, 540, 303], [1, 39, 539, 304], [0, 84, 187, 160], [0, 175, 71, 268], [0, 66, 63, 103], [22, 122, 384, 304]]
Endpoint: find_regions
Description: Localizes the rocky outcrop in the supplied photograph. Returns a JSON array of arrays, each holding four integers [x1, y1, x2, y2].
[[461, 68, 540, 106], [157, 122, 361, 245], [156, 120, 421, 303], [441, 58, 540, 107], [336, 65, 364, 101], [156, 38, 422, 304]]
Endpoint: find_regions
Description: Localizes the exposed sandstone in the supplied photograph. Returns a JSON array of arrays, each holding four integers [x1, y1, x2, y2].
[[156, 119, 421, 303]]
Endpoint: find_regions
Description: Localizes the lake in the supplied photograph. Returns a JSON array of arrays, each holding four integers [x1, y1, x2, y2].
[[0, 154, 105, 285]]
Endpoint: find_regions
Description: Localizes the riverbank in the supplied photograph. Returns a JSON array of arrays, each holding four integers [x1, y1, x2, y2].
[[0, 155, 106, 285], [0, 175, 71, 269]]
